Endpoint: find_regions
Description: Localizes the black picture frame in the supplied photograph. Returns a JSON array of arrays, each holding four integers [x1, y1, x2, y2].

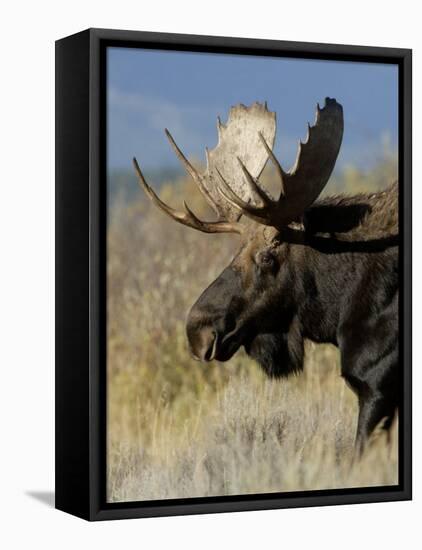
[[55, 27, 412, 521]]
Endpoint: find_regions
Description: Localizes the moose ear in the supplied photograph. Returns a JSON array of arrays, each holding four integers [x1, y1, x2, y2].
[[302, 201, 372, 235]]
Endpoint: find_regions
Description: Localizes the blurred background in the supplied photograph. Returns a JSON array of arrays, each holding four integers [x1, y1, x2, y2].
[[107, 47, 398, 503]]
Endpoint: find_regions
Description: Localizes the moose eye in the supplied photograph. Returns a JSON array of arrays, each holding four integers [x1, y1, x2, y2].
[[256, 250, 276, 269]]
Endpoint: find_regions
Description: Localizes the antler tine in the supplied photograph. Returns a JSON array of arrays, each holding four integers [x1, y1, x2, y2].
[[236, 157, 272, 206], [133, 158, 243, 235], [215, 167, 252, 211], [164, 128, 221, 217], [258, 132, 286, 199], [164, 129, 202, 185], [215, 168, 275, 226]]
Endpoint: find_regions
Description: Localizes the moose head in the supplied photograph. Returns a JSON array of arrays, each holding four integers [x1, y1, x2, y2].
[[134, 98, 344, 377]]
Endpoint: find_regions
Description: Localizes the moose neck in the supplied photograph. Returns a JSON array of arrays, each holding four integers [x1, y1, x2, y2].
[[288, 241, 341, 346], [282, 228, 396, 347]]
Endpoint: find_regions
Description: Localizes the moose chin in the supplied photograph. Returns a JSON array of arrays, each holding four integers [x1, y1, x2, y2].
[[133, 98, 399, 454]]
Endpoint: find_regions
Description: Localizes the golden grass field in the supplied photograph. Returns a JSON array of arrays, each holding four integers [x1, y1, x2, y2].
[[107, 155, 398, 503]]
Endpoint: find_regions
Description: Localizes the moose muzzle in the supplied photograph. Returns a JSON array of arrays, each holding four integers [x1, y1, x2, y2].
[[186, 266, 244, 362]]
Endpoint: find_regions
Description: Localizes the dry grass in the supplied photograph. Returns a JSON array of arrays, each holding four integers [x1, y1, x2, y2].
[[107, 157, 398, 503]]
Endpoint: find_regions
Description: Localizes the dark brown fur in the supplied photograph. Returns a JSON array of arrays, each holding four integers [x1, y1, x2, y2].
[[186, 182, 399, 451]]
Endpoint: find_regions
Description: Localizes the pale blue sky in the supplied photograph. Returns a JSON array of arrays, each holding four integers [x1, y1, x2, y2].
[[107, 47, 398, 175]]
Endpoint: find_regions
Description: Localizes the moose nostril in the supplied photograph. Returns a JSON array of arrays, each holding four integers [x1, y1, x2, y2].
[[187, 325, 218, 362], [204, 331, 217, 362]]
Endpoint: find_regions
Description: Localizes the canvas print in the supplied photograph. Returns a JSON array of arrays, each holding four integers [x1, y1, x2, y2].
[[106, 48, 399, 503]]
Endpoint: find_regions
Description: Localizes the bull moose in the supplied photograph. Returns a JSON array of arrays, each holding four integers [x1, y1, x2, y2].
[[133, 98, 399, 452]]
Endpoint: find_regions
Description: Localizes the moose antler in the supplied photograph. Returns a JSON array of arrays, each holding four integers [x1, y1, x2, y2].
[[133, 102, 277, 234], [217, 98, 344, 228], [133, 157, 244, 234]]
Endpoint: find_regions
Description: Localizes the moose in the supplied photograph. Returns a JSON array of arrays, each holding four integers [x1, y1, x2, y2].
[[133, 98, 399, 452]]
